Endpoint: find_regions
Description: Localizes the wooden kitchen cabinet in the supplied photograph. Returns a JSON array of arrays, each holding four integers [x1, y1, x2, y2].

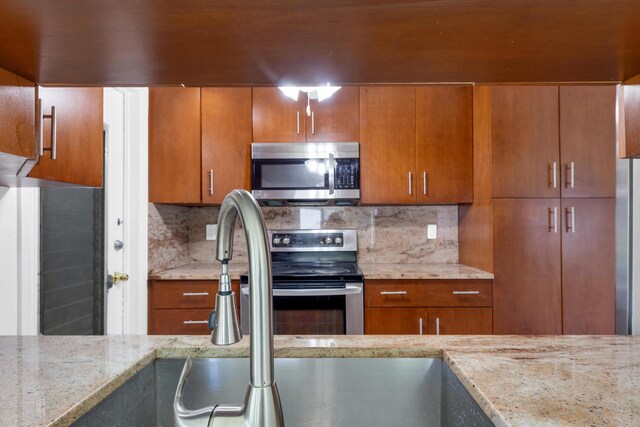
[[252, 87, 305, 142], [365, 308, 429, 335], [490, 86, 560, 198], [305, 86, 359, 142], [559, 86, 617, 198], [149, 87, 201, 203], [0, 67, 36, 160], [492, 198, 563, 334], [201, 88, 252, 204], [148, 280, 240, 335], [561, 198, 615, 334], [28, 87, 103, 186], [416, 86, 473, 204], [359, 86, 416, 204], [427, 308, 492, 335], [365, 279, 493, 335]]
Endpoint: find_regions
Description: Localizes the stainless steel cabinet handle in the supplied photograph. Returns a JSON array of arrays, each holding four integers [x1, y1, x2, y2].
[[38, 99, 57, 160], [423, 171, 428, 196], [436, 317, 440, 336], [565, 162, 575, 189], [452, 291, 480, 295], [208, 169, 214, 195], [183, 320, 209, 324], [311, 111, 315, 135], [328, 153, 335, 195], [296, 111, 300, 135], [552, 162, 557, 189], [419, 318, 423, 335], [183, 292, 209, 297], [380, 291, 407, 295], [548, 207, 558, 233], [566, 207, 575, 233], [408, 172, 413, 195]]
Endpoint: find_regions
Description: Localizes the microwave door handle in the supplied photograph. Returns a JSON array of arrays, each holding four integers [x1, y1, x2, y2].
[[241, 284, 363, 297], [328, 153, 335, 195]]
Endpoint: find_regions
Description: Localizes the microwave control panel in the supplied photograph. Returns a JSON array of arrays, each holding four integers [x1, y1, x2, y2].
[[334, 159, 359, 189]]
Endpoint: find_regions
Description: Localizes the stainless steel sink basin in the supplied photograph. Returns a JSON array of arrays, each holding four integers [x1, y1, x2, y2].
[[73, 358, 493, 426]]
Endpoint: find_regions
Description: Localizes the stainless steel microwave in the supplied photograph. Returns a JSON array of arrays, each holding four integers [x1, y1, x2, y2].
[[251, 142, 360, 206]]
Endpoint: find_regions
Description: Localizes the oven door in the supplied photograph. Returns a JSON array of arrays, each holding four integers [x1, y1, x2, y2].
[[240, 283, 363, 335]]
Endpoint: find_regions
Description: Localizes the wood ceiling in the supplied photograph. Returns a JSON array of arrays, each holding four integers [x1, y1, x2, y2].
[[0, 0, 640, 86]]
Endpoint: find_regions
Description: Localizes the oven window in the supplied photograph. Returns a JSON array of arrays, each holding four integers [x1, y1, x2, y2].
[[254, 159, 329, 189], [273, 295, 345, 335]]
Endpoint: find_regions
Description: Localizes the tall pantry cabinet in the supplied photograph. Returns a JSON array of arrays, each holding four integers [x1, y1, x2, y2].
[[460, 85, 616, 335]]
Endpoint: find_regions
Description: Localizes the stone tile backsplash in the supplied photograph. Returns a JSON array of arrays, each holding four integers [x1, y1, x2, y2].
[[150, 204, 458, 272]]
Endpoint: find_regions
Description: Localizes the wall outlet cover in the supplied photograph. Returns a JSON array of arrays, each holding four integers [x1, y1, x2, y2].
[[206, 224, 218, 241], [427, 224, 437, 240]]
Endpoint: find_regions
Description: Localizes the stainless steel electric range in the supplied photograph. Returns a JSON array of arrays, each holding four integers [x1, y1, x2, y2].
[[240, 229, 363, 335]]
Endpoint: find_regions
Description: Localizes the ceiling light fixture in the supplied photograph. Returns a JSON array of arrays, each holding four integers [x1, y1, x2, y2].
[[278, 84, 342, 102]]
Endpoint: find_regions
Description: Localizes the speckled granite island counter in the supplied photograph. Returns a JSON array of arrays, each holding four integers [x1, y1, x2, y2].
[[1, 335, 637, 426], [148, 262, 494, 281]]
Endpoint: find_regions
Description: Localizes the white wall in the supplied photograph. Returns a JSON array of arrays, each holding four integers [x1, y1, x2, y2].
[[0, 187, 19, 334]]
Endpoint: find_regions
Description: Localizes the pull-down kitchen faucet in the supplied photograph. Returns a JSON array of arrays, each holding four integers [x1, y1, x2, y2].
[[174, 189, 284, 427]]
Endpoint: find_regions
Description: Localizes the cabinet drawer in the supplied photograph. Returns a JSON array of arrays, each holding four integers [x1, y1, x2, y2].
[[149, 308, 212, 335], [150, 281, 216, 309], [422, 280, 492, 307], [365, 280, 492, 308]]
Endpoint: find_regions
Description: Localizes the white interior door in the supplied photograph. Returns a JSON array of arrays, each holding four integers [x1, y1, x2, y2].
[[104, 88, 127, 335]]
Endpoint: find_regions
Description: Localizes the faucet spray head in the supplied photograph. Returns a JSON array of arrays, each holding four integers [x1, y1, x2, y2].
[[211, 260, 242, 346]]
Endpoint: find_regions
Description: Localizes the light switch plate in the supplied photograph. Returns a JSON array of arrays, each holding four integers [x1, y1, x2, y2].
[[206, 224, 218, 241], [427, 224, 437, 240]]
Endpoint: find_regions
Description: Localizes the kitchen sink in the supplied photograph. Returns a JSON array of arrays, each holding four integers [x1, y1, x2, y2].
[[73, 358, 493, 426]]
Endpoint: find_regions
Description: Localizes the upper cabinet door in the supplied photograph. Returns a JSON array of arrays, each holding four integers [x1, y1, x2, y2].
[[306, 86, 359, 142], [149, 87, 201, 204], [252, 87, 305, 142], [201, 88, 252, 205], [29, 87, 103, 187], [560, 86, 616, 198], [416, 86, 473, 204], [491, 86, 560, 198], [0, 68, 36, 159], [359, 86, 416, 204]]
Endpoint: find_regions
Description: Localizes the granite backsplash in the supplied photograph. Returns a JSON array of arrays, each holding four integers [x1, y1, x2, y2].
[[149, 204, 458, 273]]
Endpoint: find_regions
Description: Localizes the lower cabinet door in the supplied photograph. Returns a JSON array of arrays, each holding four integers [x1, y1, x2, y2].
[[149, 308, 212, 335], [427, 308, 492, 335], [365, 308, 429, 335]]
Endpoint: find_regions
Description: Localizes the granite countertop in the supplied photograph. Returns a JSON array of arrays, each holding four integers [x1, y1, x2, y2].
[[149, 262, 494, 281], [1, 335, 637, 426]]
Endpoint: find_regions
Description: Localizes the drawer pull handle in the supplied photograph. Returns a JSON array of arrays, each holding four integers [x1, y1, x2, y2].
[[380, 291, 407, 295], [183, 320, 208, 324], [183, 292, 209, 297], [452, 291, 480, 295]]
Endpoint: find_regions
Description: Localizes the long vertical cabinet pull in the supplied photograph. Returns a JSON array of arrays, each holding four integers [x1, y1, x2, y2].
[[418, 318, 423, 335], [296, 111, 300, 135], [435, 317, 440, 336], [408, 172, 413, 195], [311, 111, 316, 135], [566, 207, 575, 233], [423, 171, 428, 195], [38, 99, 57, 160], [552, 162, 558, 188], [565, 162, 575, 189], [208, 169, 214, 196], [548, 207, 558, 233]]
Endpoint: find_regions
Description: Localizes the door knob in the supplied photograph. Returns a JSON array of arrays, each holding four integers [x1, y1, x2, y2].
[[114, 240, 124, 250], [107, 272, 129, 289]]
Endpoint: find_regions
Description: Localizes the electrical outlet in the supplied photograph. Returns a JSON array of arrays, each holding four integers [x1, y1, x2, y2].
[[427, 224, 437, 240], [206, 224, 218, 241]]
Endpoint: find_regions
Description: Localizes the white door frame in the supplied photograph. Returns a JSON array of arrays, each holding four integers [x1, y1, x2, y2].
[[105, 87, 149, 335]]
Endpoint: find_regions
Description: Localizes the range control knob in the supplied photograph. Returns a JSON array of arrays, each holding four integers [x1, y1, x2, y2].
[[273, 237, 281, 245], [282, 237, 291, 245], [325, 237, 333, 245], [335, 237, 343, 245]]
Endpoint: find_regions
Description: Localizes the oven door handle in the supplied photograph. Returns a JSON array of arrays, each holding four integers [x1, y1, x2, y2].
[[240, 283, 363, 297]]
